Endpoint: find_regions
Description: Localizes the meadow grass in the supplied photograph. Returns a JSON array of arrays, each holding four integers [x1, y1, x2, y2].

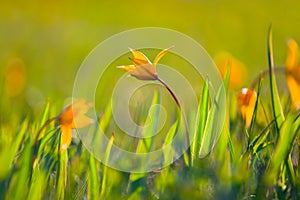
[[1, 30, 300, 200]]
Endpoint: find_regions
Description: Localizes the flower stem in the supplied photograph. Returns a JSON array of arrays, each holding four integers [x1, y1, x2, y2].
[[157, 77, 191, 165]]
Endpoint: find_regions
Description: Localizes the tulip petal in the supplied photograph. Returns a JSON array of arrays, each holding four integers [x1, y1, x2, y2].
[[60, 126, 72, 150], [285, 39, 300, 110], [129, 48, 151, 64], [58, 104, 73, 125], [57, 99, 93, 151], [73, 115, 94, 129], [72, 99, 86, 115], [127, 63, 157, 80], [118, 62, 156, 80], [129, 57, 150, 66], [286, 74, 300, 110], [118, 47, 173, 80], [72, 99, 93, 116], [238, 88, 257, 128], [286, 39, 299, 71], [154, 46, 174, 68], [117, 65, 136, 72]]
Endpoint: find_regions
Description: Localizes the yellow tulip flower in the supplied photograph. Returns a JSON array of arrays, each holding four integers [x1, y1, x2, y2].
[[57, 99, 93, 150], [117, 46, 173, 80]]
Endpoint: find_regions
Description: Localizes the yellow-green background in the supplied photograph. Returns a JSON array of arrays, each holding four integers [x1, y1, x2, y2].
[[1, 0, 299, 99]]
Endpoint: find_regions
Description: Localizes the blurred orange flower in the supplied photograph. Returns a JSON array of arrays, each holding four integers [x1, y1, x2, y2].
[[4, 58, 26, 97], [237, 88, 257, 128], [117, 46, 173, 80], [285, 39, 300, 110], [57, 99, 93, 150], [214, 52, 247, 89]]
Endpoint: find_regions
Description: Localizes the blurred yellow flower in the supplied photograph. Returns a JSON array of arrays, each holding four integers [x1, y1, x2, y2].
[[285, 39, 300, 110], [214, 52, 247, 89], [117, 46, 173, 80], [57, 99, 93, 150], [4, 58, 26, 97], [237, 88, 257, 128]]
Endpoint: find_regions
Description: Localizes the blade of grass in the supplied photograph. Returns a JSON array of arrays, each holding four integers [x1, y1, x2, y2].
[[192, 78, 209, 165], [286, 154, 296, 185], [264, 113, 298, 185], [245, 76, 263, 150], [199, 82, 225, 157], [248, 76, 262, 135], [267, 25, 285, 132], [99, 103, 112, 132], [6, 139, 32, 199], [136, 89, 161, 153], [223, 68, 236, 159], [129, 90, 161, 187], [162, 119, 179, 165], [89, 103, 112, 151], [27, 169, 47, 200], [0, 117, 28, 179], [100, 133, 115, 197], [213, 68, 233, 183], [163, 119, 179, 147], [39, 101, 50, 128], [35, 128, 59, 165], [88, 154, 100, 200], [162, 118, 180, 165], [56, 136, 68, 200], [249, 119, 274, 154], [33, 101, 52, 145]]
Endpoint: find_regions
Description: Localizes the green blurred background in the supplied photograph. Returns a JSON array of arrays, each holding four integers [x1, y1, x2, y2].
[[1, 0, 300, 104]]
